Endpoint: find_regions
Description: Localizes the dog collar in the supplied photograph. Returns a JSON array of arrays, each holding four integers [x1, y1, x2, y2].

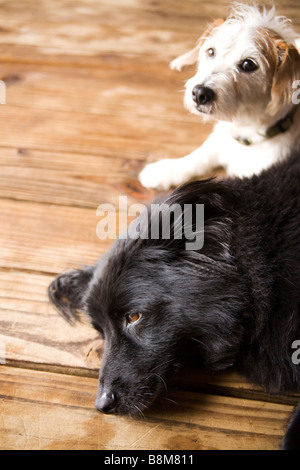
[[235, 105, 299, 146]]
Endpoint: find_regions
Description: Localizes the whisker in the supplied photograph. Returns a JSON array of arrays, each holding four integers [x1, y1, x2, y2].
[[134, 404, 145, 419], [163, 397, 179, 406], [150, 358, 174, 373], [138, 385, 152, 391], [150, 373, 168, 395]]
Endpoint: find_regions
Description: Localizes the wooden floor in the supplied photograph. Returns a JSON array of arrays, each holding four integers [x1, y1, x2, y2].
[[1, 0, 300, 451]]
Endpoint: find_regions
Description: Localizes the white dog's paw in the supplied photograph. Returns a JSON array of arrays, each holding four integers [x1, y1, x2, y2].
[[139, 159, 190, 190]]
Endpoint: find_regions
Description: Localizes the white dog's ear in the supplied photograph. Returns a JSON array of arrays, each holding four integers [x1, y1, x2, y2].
[[268, 40, 300, 115], [170, 19, 224, 71]]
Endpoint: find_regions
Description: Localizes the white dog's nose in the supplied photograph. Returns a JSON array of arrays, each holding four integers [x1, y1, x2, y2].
[[192, 85, 216, 105]]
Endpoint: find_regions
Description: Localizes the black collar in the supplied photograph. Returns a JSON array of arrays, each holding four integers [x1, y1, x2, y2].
[[235, 105, 298, 146]]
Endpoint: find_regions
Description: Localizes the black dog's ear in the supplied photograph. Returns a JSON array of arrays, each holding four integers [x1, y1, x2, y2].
[[166, 179, 237, 218], [48, 266, 94, 324]]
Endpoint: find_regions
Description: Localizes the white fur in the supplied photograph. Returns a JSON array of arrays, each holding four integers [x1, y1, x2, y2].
[[139, 5, 300, 190]]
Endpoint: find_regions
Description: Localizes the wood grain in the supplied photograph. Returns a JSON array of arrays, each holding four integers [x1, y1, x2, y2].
[[0, 146, 156, 207], [0, 270, 102, 370], [1, 62, 197, 122], [0, 105, 208, 159], [0, 0, 300, 450], [0, 367, 293, 450], [0, 199, 106, 272]]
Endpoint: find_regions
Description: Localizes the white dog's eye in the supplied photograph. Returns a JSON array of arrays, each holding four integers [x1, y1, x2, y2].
[[206, 48, 215, 58], [126, 312, 142, 324], [239, 59, 258, 73]]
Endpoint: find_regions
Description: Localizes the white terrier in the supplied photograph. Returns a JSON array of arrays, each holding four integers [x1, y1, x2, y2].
[[139, 5, 300, 190]]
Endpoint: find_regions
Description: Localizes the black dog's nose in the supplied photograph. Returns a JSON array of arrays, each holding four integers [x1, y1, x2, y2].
[[95, 391, 116, 414], [192, 85, 216, 105]]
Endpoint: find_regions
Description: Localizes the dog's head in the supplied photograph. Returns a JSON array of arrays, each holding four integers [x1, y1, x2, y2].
[[48, 181, 247, 416], [171, 5, 300, 122]]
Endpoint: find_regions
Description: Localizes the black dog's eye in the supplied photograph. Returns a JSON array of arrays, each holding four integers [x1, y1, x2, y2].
[[239, 59, 258, 73], [126, 312, 142, 325], [206, 47, 215, 58]]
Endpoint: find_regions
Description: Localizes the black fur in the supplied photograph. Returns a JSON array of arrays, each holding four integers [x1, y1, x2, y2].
[[48, 150, 300, 449]]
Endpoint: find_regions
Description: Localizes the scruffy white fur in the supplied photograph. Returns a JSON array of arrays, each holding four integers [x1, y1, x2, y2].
[[139, 5, 300, 190]]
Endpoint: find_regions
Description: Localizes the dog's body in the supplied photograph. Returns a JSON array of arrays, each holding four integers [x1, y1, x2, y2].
[[50, 148, 300, 449], [139, 6, 300, 190]]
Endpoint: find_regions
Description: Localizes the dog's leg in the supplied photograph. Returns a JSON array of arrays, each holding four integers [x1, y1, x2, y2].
[[282, 403, 300, 450], [139, 133, 219, 190]]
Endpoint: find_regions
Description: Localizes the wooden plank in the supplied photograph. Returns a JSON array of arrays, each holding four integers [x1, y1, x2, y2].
[[0, 199, 111, 272], [0, 3, 297, 71], [173, 369, 300, 407], [0, 62, 196, 120], [0, 0, 225, 71], [0, 19, 197, 60], [0, 43, 180, 69], [0, 58, 212, 209], [0, 0, 229, 65], [0, 366, 293, 450], [1, 196, 187, 273], [0, 0, 299, 451], [0, 1, 298, 38], [0, 270, 101, 371], [0, 0, 298, 75], [0, 105, 207, 158], [0, 1, 297, 70], [0, 147, 156, 208], [0, 0, 228, 29]]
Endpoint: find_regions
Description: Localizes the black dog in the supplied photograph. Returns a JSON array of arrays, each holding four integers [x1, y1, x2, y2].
[[48, 150, 300, 450]]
